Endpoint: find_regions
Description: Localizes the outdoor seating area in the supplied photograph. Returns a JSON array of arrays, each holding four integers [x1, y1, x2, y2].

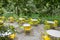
[[0, 16, 60, 40], [0, 0, 60, 40]]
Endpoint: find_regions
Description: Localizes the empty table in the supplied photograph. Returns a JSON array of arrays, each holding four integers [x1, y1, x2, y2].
[[46, 29, 60, 40]]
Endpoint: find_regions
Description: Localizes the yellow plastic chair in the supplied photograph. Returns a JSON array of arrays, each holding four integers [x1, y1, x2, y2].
[[24, 25, 32, 35], [29, 18, 40, 25], [0, 16, 5, 21], [9, 33, 16, 40], [44, 20, 49, 25], [28, 18, 33, 25], [19, 18, 26, 24], [42, 35, 51, 40], [53, 20, 58, 27], [44, 25, 50, 30], [0, 16, 2, 20], [0, 20, 4, 27], [2, 16, 5, 21], [44, 20, 58, 29], [9, 17, 14, 23]]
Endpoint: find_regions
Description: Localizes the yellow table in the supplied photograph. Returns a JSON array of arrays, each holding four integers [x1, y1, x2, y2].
[[19, 18, 25, 24], [23, 23, 32, 35], [44, 21, 58, 29]]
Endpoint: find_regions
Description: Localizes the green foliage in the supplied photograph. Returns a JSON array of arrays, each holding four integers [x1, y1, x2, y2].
[[3, 12, 18, 20], [0, 0, 60, 26], [0, 25, 16, 40], [0, 0, 60, 17], [31, 13, 39, 19]]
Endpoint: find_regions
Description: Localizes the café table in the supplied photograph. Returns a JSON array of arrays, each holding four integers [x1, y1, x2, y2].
[[46, 29, 60, 40]]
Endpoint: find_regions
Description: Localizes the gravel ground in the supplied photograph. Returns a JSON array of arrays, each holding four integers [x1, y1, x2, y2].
[[8, 23, 60, 40], [15, 24, 45, 40], [5, 22, 45, 40]]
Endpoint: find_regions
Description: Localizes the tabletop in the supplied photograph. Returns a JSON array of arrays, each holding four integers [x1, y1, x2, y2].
[[47, 21, 55, 24], [23, 23, 30, 27], [31, 19, 38, 21], [46, 29, 60, 37]]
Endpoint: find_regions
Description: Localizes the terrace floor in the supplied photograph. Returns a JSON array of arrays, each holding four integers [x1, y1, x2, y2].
[[14, 24, 45, 40], [5, 22, 60, 40]]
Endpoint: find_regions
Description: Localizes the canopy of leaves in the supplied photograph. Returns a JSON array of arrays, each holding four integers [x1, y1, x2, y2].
[[0, 0, 60, 18]]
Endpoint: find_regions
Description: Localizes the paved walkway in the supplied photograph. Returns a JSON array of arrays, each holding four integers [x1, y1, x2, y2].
[[5, 22, 60, 40], [15, 24, 45, 40]]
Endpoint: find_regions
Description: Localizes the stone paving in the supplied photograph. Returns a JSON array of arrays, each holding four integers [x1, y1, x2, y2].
[[5, 22, 45, 40], [15, 24, 45, 40], [5, 22, 60, 40]]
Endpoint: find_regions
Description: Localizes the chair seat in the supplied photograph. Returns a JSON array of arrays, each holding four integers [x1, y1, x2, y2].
[[24, 27, 31, 31]]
